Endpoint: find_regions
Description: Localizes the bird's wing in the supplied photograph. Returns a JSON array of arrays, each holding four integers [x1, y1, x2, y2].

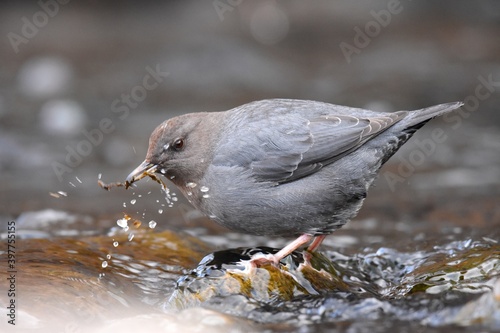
[[213, 108, 406, 184]]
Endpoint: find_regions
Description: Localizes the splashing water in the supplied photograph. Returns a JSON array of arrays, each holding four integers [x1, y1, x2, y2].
[[117, 218, 128, 228]]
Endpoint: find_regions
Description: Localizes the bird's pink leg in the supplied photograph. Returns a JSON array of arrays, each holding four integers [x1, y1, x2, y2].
[[307, 235, 326, 252], [250, 234, 313, 266], [301, 235, 327, 265]]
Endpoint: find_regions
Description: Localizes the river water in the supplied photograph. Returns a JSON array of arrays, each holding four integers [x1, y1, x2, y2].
[[1, 1, 499, 332]]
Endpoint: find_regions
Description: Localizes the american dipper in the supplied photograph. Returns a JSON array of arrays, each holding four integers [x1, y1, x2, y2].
[[126, 99, 463, 265]]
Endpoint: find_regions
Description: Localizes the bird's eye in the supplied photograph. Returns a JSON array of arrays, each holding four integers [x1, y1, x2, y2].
[[172, 138, 184, 151]]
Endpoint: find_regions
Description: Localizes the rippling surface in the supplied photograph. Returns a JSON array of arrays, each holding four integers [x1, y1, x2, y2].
[[1, 2, 500, 332], [1, 208, 498, 332]]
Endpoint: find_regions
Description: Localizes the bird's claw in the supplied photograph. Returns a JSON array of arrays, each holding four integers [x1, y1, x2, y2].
[[249, 253, 281, 267]]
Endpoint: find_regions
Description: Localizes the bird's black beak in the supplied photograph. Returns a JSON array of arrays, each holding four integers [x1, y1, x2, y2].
[[125, 160, 158, 187]]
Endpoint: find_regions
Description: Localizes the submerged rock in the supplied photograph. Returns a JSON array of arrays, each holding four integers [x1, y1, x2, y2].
[[394, 241, 500, 297], [166, 247, 349, 310], [0, 229, 211, 331]]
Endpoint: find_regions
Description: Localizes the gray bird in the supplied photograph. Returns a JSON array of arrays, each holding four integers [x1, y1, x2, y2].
[[126, 99, 463, 265]]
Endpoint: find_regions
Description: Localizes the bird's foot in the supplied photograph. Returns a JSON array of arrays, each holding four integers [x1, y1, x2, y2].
[[248, 234, 324, 268], [249, 253, 281, 267], [247, 234, 328, 269]]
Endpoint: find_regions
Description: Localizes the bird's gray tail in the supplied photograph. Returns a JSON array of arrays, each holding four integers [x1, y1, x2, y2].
[[376, 101, 463, 166], [403, 101, 464, 130]]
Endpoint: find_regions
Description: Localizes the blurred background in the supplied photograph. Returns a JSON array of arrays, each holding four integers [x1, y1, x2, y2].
[[1, 2, 500, 331], [0, 0, 499, 230]]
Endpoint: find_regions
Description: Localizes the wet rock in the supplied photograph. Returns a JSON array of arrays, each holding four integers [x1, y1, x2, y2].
[[394, 241, 500, 297], [166, 247, 349, 311], [443, 277, 500, 327], [0, 229, 211, 331], [0, 237, 144, 331]]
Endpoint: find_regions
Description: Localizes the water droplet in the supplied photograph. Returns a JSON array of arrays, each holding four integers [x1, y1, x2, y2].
[[130, 199, 136, 205], [209, 215, 217, 219], [101, 261, 108, 268], [170, 175, 176, 180], [187, 191, 192, 196], [124, 226, 129, 232], [98, 173, 102, 180], [172, 197, 178, 202], [137, 194, 142, 198], [57, 191, 68, 197], [200, 186, 209, 192], [158, 209, 163, 214], [117, 218, 128, 228], [113, 241, 119, 247], [69, 182, 76, 187], [147, 191, 151, 194], [149, 220, 157, 229], [186, 182, 197, 188], [163, 143, 170, 150], [202, 194, 210, 198], [128, 233, 135, 241], [160, 168, 166, 174], [123, 202, 127, 208], [76, 176, 82, 183], [106, 254, 111, 260]]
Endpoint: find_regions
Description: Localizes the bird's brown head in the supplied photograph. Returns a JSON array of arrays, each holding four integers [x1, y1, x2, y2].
[[126, 112, 221, 189]]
